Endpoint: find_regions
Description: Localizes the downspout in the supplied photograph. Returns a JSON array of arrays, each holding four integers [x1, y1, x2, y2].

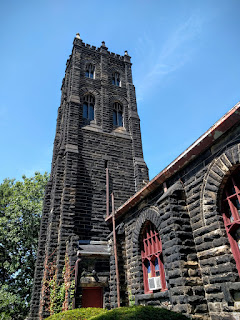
[[111, 192, 120, 307], [106, 161, 109, 217], [72, 253, 81, 309], [163, 181, 168, 193]]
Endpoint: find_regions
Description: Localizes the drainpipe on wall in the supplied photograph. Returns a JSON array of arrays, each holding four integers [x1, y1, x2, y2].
[[163, 181, 168, 193], [72, 253, 81, 309], [106, 161, 109, 217], [111, 192, 120, 308]]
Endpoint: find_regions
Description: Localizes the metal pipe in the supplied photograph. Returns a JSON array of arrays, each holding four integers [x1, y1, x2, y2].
[[72, 255, 81, 309], [106, 165, 109, 217], [111, 192, 120, 307], [163, 182, 167, 193]]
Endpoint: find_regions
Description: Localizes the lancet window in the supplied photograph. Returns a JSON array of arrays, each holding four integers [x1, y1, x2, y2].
[[113, 102, 123, 127], [140, 221, 167, 293], [222, 168, 240, 275], [83, 94, 95, 121], [112, 72, 120, 86], [85, 63, 94, 79]]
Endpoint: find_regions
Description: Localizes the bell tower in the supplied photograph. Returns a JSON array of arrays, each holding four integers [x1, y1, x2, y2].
[[29, 34, 148, 318]]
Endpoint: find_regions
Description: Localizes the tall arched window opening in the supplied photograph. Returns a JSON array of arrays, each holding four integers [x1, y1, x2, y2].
[[140, 221, 167, 293], [113, 102, 123, 127], [83, 94, 95, 121], [222, 168, 240, 275], [112, 72, 120, 86], [85, 64, 94, 79]]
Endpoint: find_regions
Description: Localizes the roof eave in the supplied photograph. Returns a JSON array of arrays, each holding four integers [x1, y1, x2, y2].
[[106, 102, 240, 223]]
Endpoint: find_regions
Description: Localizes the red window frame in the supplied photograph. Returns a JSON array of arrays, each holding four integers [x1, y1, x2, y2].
[[140, 222, 167, 293], [222, 168, 240, 275]]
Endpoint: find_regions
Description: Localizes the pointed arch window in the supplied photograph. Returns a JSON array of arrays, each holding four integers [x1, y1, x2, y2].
[[85, 64, 94, 79], [113, 102, 123, 127], [140, 222, 167, 293], [83, 94, 95, 121], [112, 72, 120, 86], [222, 168, 240, 275]]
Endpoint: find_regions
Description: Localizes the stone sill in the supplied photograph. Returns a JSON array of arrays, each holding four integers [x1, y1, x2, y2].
[[82, 124, 131, 140], [135, 290, 169, 303]]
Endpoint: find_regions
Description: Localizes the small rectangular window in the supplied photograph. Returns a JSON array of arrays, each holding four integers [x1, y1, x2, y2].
[[113, 110, 117, 126], [83, 103, 88, 119], [146, 260, 151, 278], [89, 104, 94, 121], [85, 64, 95, 79], [112, 72, 120, 86], [83, 95, 95, 122], [118, 112, 123, 127], [155, 258, 160, 276]]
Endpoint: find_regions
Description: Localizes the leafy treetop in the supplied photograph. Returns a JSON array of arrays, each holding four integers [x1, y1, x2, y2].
[[0, 172, 49, 320]]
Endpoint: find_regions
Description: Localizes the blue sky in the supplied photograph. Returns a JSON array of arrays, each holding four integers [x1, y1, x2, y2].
[[0, 0, 240, 182]]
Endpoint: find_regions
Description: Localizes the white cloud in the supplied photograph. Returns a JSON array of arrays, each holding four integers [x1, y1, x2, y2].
[[135, 14, 203, 101]]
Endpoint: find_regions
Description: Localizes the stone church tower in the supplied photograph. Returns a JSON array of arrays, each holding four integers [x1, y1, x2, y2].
[[29, 34, 148, 319]]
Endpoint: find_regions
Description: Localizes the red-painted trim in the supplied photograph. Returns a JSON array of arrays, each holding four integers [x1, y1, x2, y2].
[[141, 222, 167, 293], [222, 170, 240, 276], [106, 102, 240, 223]]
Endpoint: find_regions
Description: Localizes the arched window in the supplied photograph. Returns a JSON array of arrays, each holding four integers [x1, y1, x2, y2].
[[140, 222, 167, 293], [113, 102, 123, 127], [112, 72, 120, 86], [83, 94, 95, 121], [222, 168, 240, 275], [85, 64, 94, 79]]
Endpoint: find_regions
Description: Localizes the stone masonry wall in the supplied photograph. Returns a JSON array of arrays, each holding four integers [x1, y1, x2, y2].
[[112, 186, 208, 319], [111, 122, 240, 320], [176, 123, 240, 320]]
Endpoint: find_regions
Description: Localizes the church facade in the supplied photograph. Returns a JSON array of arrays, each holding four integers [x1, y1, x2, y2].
[[30, 35, 240, 320]]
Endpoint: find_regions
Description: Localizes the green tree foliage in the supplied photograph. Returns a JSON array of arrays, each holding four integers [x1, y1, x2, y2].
[[0, 172, 49, 320]]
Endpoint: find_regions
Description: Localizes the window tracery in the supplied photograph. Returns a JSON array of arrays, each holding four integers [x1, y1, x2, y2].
[[222, 168, 240, 275], [113, 102, 123, 127], [85, 63, 94, 79], [83, 94, 95, 121], [112, 72, 120, 86], [140, 221, 167, 293]]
